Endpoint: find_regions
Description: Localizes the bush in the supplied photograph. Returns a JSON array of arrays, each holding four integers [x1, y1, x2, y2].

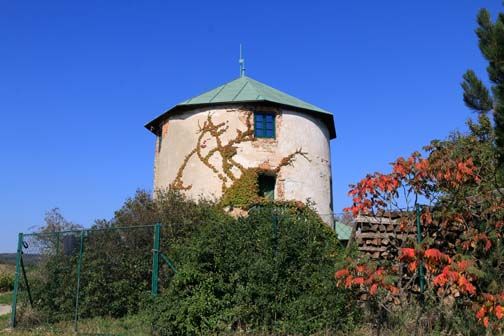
[[22, 192, 360, 334], [149, 203, 359, 335], [25, 190, 229, 323], [0, 272, 14, 292]]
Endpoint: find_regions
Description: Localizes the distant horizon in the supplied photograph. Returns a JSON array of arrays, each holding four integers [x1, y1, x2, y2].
[[1, 0, 501, 252]]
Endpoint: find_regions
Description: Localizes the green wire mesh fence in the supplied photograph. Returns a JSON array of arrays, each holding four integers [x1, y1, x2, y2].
[[10, 224, 177, 333]]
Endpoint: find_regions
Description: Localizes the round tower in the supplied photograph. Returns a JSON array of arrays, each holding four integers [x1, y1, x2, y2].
[[145, 76, 336, 223]]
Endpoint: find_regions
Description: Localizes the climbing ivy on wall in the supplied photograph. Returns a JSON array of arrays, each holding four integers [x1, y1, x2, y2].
[[171, 109, 254, 191], [171, 108, 310, 207], [220, 168, 260, 208]]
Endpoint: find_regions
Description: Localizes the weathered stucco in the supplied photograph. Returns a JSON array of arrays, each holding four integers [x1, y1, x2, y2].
[[153, 104, 333, 223]]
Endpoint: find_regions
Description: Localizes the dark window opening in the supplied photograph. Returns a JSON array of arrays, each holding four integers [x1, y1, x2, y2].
[[258, 174, 276, 200], [254, 112, 275, 138]]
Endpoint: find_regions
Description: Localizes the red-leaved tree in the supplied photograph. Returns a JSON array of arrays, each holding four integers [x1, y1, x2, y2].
[[336, 115, 503, 334]]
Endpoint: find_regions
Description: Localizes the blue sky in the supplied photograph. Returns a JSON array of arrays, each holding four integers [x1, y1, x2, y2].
[[0, 1, 501, 251]]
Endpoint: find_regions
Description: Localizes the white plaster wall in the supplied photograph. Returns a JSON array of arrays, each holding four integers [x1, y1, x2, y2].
[[277, 110, 332, 218], [153, 105, 333, 223]]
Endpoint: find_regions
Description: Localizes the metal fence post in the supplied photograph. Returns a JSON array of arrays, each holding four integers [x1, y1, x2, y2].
[[272, 212, 279, 256], [20, 255, 33, 308], [73, 231, 85, 333], [151, 224, 161, 297], [416, 204, 425, 295], [10, 233, 23, 328]]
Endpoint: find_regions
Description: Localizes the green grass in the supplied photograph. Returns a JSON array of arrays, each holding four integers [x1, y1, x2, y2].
[[0, 313, 9, 327], [0, 291, 12, 305], [0, 315, 152, 336]]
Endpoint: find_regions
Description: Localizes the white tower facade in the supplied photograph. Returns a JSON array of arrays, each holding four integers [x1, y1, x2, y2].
[[146, 76, 336, 223]]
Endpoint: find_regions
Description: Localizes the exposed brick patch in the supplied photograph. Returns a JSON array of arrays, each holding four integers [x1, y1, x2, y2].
[[276, 176, 285, 200], [162, 120, 169, 136], [258, 161, 273, 171]]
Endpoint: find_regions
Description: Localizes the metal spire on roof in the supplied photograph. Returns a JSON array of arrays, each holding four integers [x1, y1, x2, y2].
[[239, 44, 246, 77]]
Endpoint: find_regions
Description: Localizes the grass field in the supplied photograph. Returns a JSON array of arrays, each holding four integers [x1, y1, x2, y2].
[[0, 254, 40, 267], [0, 315, 152, 335], [0, 263, 14, 310], [0, 292, 12, 305], [0, 265, 14, 274], [0, 313, 9, 327]]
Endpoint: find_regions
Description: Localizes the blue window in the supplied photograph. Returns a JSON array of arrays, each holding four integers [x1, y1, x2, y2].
[[254, 113, 275, 138]]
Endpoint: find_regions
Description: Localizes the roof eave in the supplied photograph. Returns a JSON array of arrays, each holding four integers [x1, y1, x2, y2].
[[145, 100, 336, 139]]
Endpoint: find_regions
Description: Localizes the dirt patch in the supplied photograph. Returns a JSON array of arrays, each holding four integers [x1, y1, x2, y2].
[[0, 305, 11, 316]]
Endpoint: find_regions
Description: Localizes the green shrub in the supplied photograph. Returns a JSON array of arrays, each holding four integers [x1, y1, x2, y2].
[[0, 272, 14, 292], [22, 191, 360, 334], [148, 203, 359, 335], [25, 190, 229, 324]]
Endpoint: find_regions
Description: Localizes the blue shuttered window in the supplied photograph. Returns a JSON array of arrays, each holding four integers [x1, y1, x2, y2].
[[254, 113, 275, 138]]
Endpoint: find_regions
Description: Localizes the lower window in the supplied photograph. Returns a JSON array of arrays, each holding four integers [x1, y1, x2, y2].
[[258, 174, 276, 200]]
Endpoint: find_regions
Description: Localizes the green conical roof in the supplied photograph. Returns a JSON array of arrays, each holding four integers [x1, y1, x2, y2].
[[145, 76, 335, 138], [179, 76, 330, 114]]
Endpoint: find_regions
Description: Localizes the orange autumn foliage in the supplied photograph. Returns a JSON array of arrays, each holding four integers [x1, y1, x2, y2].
[[475, 293, 504, 330], [335, 260, 398, 297], [337, 146, 502, 330]]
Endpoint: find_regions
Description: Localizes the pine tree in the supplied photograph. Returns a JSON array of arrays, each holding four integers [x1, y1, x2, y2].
[[462, 7, 504, 171]]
